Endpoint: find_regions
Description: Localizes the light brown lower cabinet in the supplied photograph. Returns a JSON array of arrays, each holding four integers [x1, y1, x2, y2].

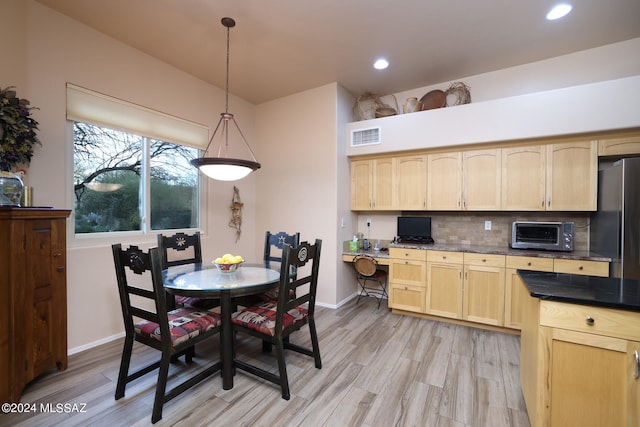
[[462, 253, 505, 326], [521, 285, 640, 427], [426, 251, 463, 319], [504, 256, 554, 330], [388, 248, 427, 313]]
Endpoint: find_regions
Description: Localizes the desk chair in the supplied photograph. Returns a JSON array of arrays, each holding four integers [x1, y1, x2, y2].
[[353, 255, 388, 308], [157, 231, 219, 309], [112, 244, 222, 424], [232, 239, 322, 400]]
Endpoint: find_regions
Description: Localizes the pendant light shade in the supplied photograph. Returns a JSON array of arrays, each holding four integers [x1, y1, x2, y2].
[[191, 17, 261, 181]]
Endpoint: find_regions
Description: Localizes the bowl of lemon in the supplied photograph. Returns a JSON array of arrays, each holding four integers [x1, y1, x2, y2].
[[213, 253, 244, 273]]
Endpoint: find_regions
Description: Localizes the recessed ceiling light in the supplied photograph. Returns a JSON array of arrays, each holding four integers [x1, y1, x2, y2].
[[546, 3, 573, 20], [373, 58, 389, 70]]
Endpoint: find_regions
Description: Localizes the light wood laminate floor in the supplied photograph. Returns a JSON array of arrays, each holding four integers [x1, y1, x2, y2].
[[2, 297, 530, 427]]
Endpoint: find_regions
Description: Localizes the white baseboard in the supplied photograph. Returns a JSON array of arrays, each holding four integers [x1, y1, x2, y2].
[[68, 331, 125, 355]]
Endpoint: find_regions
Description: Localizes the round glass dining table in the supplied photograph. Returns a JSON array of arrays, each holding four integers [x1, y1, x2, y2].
[[163, 263, 280, 390]]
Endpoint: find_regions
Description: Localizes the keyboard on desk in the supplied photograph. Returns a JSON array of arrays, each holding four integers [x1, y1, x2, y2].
[[396, 236, 434, 244]]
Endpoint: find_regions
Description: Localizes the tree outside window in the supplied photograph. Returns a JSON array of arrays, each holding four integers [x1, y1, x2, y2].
[[73, 121, 199, 234]]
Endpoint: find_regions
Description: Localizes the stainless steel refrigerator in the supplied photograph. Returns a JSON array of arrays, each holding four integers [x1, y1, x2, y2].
[[590, 157, 640, 279]]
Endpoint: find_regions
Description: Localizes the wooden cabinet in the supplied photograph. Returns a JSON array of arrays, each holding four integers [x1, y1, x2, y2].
[[546, 141, 598, 211], [427, 148, 501, 210], [396, 154, 427, 210], [349, 157, 394, 210], [502, 141, 598, 211], [553, 258, 608, 277], [502, 145, 547, 211], [426, 250, 463, 319], [0, 208, 71, 403], [371, 157, 395, 210], [388, 248, 427, 313], [350, 159, 372, 210], [427, 152, 462, 210], [462, 148, 501, 210], [351, 137, 598, 212], [598, 130, 640, 157], [350, 155, 425, 210], [463, 253, 505, 326], [521, 292, 640, 427], [504, 256, 554, 330], [504, 256, 608, 331]]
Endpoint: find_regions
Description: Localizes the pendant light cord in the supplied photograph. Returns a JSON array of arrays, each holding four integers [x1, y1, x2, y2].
[[225, 22, 230, 114]]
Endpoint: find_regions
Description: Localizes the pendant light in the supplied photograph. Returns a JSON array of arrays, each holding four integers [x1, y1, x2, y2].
[[191, 17, 261, 181]]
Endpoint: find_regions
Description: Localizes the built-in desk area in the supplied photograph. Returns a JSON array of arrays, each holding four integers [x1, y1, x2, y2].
[[342, 242, 611, 332]]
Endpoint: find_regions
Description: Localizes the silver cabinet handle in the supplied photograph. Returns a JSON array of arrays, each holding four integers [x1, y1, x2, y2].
[[585, 316, 595, 325], [635, 350, 639, 380]]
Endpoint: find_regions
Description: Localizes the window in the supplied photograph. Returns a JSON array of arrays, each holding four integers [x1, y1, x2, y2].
[[73, 121, 200, 234]]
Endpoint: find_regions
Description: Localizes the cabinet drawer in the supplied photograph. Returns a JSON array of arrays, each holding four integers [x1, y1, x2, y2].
[[540, 300, 640, 341], [389, 284, 426, 313], [427, 250, 463, 264], [553, 259, 608, 277], [389, 247, 427, 261], [464, 253, 505, 268], [389, 259, 426, 286], [506, 255, 554, 272]]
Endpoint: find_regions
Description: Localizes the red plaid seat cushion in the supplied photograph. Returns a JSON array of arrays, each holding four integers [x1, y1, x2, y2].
[[231, 302, 307, 336], [135, 307, 221, 347]]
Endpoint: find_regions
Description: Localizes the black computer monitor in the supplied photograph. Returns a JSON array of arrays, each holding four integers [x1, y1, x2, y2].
[[397, 216, 432, 243]]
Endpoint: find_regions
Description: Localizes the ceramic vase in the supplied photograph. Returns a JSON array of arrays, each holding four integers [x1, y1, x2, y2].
[[403, 97, 422, 114], [0, 162, 24, 207]]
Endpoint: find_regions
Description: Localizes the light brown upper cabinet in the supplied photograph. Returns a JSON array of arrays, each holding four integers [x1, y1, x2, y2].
[[427, 148, 501, 210], [463, 148, 502, 210], [351, 135, 600, 212], [427, 152, 462, 210], [502, 145, 547, 210], [598, 130, 640, 157], [350, 159, 373, 210], [502, 141, 597, 211], [396, 154, 427, 210], [546, 141, 597, 211], [350, 157, 395, 210]]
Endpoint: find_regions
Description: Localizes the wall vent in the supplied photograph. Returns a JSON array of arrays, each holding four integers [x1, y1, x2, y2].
[[351, 127, 381, 147]]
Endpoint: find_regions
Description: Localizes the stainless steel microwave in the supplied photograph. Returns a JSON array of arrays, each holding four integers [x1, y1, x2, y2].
[[510, 221, 574, 252]]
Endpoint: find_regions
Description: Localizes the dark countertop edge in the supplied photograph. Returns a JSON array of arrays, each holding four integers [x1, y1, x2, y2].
[[518, 270, 640, 312], [342, 243, 610, 262]]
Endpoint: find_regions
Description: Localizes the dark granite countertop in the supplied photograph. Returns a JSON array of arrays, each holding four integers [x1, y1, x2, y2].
[[342, 242, 610, 262], [517, 270, 640, 312]]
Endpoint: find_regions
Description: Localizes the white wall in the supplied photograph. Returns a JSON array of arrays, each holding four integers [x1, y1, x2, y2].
[[254, 84, 339, 305], [0, 1, 27, 90]]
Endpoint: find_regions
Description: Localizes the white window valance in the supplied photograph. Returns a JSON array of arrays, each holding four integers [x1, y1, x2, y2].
[[66, 83, 209, 149]]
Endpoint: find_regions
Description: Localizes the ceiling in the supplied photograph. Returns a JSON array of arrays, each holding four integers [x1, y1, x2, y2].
[[35, 0, 640, 105]]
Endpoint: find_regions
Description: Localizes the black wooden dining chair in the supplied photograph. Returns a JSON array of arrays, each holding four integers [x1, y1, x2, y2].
[[112, 244, 222, 424], [231, 239, 322, 400], [239, 231, 301, 307], [263, 231, 301, 273], [157, 231, 219, 309]]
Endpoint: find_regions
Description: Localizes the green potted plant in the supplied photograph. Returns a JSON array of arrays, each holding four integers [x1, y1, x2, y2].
[[0, 86, 41, 206]]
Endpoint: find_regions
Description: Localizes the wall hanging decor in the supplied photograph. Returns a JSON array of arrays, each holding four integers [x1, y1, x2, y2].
[[229, 185, 243, 242]]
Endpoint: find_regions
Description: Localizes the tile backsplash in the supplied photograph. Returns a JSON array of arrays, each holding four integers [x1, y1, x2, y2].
[[357, 212, 591, 251]]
